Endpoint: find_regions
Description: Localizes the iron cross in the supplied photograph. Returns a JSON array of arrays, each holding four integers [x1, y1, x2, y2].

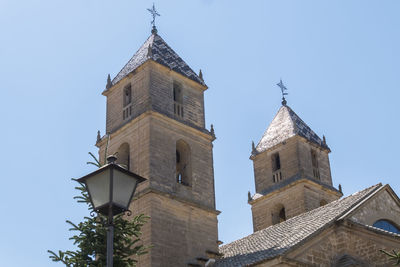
[[277, 79, 288, 105], [147, 3, 160, 28]]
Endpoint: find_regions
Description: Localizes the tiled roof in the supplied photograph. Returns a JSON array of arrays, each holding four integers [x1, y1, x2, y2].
[[110, 33, 205, 87], [255, 105, 329, 154], [215, 184, 382, 267]]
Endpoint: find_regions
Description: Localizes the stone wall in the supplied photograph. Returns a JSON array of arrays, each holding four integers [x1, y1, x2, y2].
[[149, 113, 216, 209], [252, 137, 299, 193], [350, 188, 400, 227], [297, 140, 332, 186], [104, 64, 151, 134], [251, 181, 340, 231], [286, 222, 400, 266], [129, 192, 219, 267], [252, 136, 332, 195], [149, 64, 206, 129], [98, 59, 217, 266]]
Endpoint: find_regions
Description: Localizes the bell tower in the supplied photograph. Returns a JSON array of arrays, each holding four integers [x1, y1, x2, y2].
[[249, 93, 342, 232], [96, 27, 219, 266]]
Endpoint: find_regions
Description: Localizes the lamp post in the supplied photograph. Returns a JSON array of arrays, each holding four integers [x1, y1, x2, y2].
[[78, 155, 146, 267]]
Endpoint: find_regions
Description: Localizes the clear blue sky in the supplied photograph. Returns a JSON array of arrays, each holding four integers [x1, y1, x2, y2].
[[1, 1, 399, 266]]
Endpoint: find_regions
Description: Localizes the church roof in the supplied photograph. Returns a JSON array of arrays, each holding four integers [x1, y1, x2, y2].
[[215, 184, 387, 266], [255, 105, 329, 154], [110, 33, 205, 88]]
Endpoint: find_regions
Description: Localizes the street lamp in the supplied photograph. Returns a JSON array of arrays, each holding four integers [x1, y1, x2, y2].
[[78, 155, 146, 267]]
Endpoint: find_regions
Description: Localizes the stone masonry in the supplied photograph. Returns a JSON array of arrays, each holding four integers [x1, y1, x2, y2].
[[97, 38, 219, 266]]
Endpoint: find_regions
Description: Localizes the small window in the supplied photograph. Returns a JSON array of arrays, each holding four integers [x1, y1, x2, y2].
[[373, 219, 400, 234], [311, 149, 320, 179], [272, 204, 286, 225], [272, 153, 282, 183], [122, 84, 133, 120], [176, 140, 191, 186], [173, 82, 184, 118], [279, 207, 286, 222], [123, 84, 132, 107], [272, 153, 281, 171]]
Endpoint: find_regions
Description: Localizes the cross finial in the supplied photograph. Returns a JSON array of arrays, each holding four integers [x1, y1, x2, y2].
[[277, 79, 288, 105], [147, 3, 160, 34]]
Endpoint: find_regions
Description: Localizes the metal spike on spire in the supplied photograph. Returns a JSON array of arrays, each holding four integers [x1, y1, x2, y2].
[[147, 3, 160, 34], [277, 79, 288, 105]]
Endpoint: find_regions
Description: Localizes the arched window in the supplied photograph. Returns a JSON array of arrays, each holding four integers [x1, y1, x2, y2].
[[173, 82, 184, 117], [176, 140, 191, 186], [311, 149, 320, 179], [117, 143, 130, 170], [271, 153, 282, 183], [373, 219, 400, 234], [271, 204, 286, 225], [320, 199, 328, 206]]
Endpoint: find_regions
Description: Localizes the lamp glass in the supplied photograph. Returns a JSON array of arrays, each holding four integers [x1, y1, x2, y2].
[[86, 169, 111, 209], [112, 169, 139, 209]]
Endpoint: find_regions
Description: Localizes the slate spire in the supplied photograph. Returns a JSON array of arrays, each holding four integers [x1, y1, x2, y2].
[[255, 105, 329, 154], [107, 33, 206, 89]]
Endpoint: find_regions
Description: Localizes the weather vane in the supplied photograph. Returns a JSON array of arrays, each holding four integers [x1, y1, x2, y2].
[[147, 3, 160, 34], [277, 79, 288, 105]]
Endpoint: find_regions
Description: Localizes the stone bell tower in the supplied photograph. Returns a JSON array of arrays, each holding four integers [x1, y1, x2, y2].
[[96, 26, 219, 266], [249, 90, 342, 232]]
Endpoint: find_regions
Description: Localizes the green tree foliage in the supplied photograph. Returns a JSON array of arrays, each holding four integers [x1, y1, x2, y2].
[[48, 147, 149, 266], [380, 250, 400, 265]]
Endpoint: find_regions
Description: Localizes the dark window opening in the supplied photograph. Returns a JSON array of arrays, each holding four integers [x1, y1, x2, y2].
[[311, 149, 320, 179], [123, 84, 133, 120], [279, 208, 286, 222], [176, 140, 191, 186], [272, 204, 286, 225], [272, 153, 281, 171], [123, 85, 132, 107], [272, 153, 282, 183], [173, 82, 184, 118]]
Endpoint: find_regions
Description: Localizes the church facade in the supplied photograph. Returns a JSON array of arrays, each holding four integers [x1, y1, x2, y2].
[[96, 27, 400, 266]]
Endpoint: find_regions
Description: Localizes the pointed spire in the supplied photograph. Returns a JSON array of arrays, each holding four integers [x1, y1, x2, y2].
[[248, 191, 252, 202], [96, 130, 101, 143], [323, 135, 327, 145], [106, 74, 112, 90], [339, 184, 343, 194], [252, 141, 257, 155], [199, 69, 203, 81], [210, 124, 215, 137]]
